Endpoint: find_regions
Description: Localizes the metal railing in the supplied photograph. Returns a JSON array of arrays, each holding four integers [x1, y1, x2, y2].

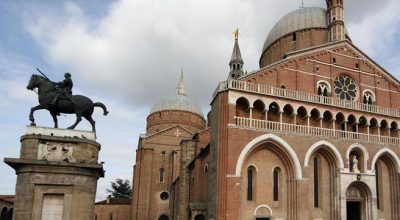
[[213, 80, 400, 117], [234, 117, 400, 145]]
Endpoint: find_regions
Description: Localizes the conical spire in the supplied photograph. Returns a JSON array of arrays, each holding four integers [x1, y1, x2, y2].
[[230, 29, 243, 64], [228, 28, 244, 80], [176, 68, 186, 95]]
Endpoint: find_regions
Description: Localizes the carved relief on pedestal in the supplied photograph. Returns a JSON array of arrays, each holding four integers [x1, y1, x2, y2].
[[37, 141, 98, 163], [38, 142, 76, 162]]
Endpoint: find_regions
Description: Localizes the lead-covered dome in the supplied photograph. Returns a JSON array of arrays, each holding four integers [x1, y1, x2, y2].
[[262, 7, 327, 52], [150, 94, 204, 117], [149, 74, 204, 117]]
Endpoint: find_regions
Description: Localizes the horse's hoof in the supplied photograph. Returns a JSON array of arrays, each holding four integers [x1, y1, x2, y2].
[[30, 123, 36, 126], [67, 127, 74, 130]]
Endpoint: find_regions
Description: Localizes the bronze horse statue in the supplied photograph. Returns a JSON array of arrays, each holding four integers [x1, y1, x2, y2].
[[26, 74, 108, 131]]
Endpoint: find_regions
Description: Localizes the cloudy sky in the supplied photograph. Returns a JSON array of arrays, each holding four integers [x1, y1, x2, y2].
[[0, 0, 399, 201]]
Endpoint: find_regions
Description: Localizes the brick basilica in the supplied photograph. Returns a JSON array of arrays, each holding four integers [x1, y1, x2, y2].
[[130, 1, 400, 220]]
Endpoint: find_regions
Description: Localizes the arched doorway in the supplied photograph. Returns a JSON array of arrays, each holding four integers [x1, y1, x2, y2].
[[346, 182, 372, 220]]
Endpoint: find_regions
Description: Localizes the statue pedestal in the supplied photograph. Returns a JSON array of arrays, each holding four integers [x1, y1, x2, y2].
[[4, 126, 104, 220]]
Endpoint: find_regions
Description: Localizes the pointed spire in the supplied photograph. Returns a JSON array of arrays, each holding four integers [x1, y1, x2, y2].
[[177, 68, 186, 95], [228, 28, 244, 80], [230, 28, 243, 64]]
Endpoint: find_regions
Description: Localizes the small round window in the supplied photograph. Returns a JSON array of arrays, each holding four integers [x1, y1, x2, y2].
[[160, 191, 169, 200], [334, 75, 358, 101]]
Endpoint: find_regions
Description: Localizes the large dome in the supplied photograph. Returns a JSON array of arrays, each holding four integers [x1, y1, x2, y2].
[[149, 94, 204, 117], [262, 7, 328, 52], [149, 74, 204, 117]]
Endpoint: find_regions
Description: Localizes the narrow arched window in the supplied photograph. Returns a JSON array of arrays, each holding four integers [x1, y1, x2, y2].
[[159, 168, 165, 183], [314, 157, 319, 207], [247, 167, 254, 201], [108, 213, 113, 220], [375, 163, 380, 209], [273, 168, 280, 202]]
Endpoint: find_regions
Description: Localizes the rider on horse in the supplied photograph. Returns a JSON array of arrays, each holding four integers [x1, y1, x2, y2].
[[51, 72, 74, 105]]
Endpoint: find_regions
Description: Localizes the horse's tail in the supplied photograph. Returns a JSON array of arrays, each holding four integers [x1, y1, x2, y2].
[[93, 102, 109, 116]]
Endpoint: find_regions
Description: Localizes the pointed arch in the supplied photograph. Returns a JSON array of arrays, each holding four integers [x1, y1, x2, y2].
[[235, 134, 302, 179], [371, 148, 400, 173], [304, 140, 344, 169]]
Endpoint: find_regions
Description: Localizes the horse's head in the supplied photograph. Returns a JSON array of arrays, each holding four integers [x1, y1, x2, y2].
[[26, 74, 42, 91]]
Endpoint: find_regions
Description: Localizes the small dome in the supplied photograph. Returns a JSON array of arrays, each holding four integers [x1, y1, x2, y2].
[[262, 7, 328, 52], [149, 94, 204, 117], [149, 73, 204, 118]]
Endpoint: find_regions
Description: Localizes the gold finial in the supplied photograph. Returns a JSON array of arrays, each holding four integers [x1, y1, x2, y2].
[[233, 28, 239, 40]]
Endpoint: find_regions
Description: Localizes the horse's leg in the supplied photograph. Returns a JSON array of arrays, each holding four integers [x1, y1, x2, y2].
[[50, 111, 58, 128], [84, 115, 96, 132], [29, 104, 45, 126], [67, 112, 82, 130]]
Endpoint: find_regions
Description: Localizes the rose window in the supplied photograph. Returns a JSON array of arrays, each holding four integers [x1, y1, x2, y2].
[[334, 75, 358, 101]]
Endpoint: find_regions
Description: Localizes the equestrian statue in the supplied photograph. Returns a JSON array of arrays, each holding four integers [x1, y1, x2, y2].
[[26, 69, 109, 132]]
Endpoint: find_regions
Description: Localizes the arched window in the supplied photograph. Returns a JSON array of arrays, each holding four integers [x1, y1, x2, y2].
[[363, 90, 375, 105], [317, 80, 331, 97], [108, 213, 113, 220], [314, 157, 319, 207], [159, 168, 165, 183], [273, 167, 280, 202], [94, 214, 97, 220], [247, 167, 255, 201], [236, 97, 250, 118]]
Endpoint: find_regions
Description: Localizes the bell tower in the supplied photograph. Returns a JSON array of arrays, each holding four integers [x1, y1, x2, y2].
[[228, 28, 244, 80], [327, 0, 345, 41]]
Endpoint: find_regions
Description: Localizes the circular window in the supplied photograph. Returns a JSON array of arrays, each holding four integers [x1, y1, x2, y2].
[[160, 191, 169, 200], [334, 75, 358, 101]]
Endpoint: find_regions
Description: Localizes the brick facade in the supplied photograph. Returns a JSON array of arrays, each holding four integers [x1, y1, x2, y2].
[[131, 1, 400, 219]]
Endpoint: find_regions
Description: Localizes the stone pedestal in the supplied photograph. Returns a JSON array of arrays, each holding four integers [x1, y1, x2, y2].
[[4, 126, 104, 220]]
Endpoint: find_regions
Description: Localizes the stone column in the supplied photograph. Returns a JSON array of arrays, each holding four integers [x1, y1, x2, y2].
[[249, 107, 253, 119], [377, 125, 381, 137], [4, 126, 104, 220], [332, 119, 336, 131], [367, 122, 370, 141], [307, 114, 311, 134], [265, 108, 269, 121], [279, 111, 284, 131], [319, 116, 323, 128]]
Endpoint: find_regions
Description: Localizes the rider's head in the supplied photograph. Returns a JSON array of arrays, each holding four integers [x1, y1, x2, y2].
[[64, 72, 71, 78]]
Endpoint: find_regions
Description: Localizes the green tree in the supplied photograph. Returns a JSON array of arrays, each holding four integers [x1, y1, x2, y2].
[[106, 178, 132, 198]]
